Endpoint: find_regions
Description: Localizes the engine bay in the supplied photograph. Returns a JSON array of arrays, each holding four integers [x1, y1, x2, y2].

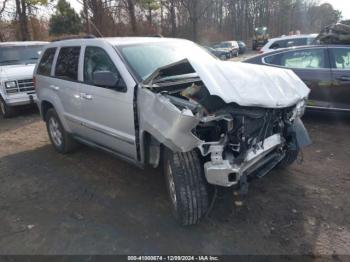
[[146, 77, 296, 167]]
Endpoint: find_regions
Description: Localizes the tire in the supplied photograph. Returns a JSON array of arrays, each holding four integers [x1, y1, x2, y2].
[[163, 148, 210, 226], [45, 108, 77, 154], [252, 42, 257, 51], [220, 54, 226, 60], [278, 149, 299, 168], [0, 96, 16, 118]]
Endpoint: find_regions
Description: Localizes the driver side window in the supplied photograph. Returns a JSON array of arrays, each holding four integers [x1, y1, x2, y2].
[[84, 46, 120, 85]]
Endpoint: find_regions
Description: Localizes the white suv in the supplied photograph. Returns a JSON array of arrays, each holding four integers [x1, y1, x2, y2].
[[35, 37, 311, 225], [260, 34, 317, 53], [0, 41, 48, 117]]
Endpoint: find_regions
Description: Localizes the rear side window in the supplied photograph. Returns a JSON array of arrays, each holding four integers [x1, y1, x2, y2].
[[286, 38, 307, 48], [55, 47, 81, 81], [264, 49, 327, 69], [37, 48, 56, 76], [330, 48, 350, 69], [270, 40, 287, 49], [270, 38, 307, 50]]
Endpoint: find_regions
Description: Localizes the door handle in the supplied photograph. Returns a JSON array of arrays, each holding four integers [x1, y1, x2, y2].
[[49, 85, 60, 91], [80, 93, 93, 100], [337, 76, 350, 82]]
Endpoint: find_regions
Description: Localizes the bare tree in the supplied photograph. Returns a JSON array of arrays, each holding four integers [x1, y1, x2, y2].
[[15, 0, 30, 40], [180, 0, 214, 41]]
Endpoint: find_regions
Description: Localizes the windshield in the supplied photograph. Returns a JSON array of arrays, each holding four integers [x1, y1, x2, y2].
[[219, 43, 232, 48], [0, 45, 44, 66], [118, 42, 216, 81]]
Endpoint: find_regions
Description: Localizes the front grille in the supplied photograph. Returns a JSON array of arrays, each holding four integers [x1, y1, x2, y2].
[[17, 79, 35, 93], [5, 79, 35, 94]]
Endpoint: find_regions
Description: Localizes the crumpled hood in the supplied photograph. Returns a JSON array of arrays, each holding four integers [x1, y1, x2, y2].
[[146, 58, 310, 109], [187, 59, 310, 108], [0, 64, 35, 80]]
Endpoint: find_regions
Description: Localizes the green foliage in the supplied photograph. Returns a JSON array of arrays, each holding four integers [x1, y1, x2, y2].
[[26, 0, 48, 5], [49, 0, 82, 36], [139, 0, 160, 12]]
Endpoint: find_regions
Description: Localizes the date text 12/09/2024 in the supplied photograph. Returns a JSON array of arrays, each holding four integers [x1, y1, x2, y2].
[[127, 256, 220, 261]]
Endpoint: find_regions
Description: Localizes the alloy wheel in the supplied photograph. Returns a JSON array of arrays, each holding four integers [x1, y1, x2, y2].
[[49, 117, 63, 147]]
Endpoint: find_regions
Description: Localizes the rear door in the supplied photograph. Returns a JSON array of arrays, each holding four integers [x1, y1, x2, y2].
[[263, 47, 333, 108], [52, 46, 83, 133], [329, 47, 350, 111], [78, 44, 137, 160]]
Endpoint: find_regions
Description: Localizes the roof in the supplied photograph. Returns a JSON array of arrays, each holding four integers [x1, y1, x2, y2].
[[269, 34, 318, 42], [248, 44, 350, 60], [104, 37, 191, 46], [0, 41, 48, 46], [45, 37, 191, 48]]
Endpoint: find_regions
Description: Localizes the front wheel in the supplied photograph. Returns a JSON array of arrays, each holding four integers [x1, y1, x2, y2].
[[220, 54, 227, 60], [0, 97, 16, 118], [163, 149, 210, 226], [278, 149, 299, 168]]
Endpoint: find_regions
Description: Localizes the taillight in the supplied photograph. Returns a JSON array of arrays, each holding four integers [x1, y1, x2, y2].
[[33, 76, 36, 89]]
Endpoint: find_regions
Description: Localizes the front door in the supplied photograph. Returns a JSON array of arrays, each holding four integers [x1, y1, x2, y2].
[[78, 45, 137, 160]]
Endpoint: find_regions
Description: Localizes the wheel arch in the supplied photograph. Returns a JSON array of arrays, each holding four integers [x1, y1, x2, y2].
[[41, 100, 54, 121], [39, 99, 72, 133], [141, 131, 163, 168]]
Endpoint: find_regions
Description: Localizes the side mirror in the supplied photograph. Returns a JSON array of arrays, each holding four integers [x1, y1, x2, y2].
[[93, 71, 126, 92]]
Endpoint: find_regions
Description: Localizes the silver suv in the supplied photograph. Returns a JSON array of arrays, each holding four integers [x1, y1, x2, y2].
[[0, 41, 47, 117], [35, 37, 311, 225]]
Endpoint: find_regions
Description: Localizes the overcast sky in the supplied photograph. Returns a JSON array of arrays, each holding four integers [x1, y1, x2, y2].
[[320, 0, 350, 19], [69, 0, 350, 20]]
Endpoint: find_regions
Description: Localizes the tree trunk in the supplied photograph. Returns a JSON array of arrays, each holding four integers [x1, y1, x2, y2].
[[148, 6, 152, 25], [170, 0, 177, 37], [15, 0, 29, 40], [83, 0, 91, 34], [126, 0, 138, 35], [191, 18, 198, 42]]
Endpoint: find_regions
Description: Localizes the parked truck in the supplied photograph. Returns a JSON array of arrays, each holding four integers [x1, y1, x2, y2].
[[252, 26, 269, 50]]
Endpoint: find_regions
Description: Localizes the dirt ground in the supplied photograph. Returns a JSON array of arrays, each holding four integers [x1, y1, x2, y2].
[[0, 106, 349, 256]]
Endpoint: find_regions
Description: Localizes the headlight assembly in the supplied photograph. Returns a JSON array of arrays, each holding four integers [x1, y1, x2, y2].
[[5, 81, 18, 93], [5, 81, 17, 89]]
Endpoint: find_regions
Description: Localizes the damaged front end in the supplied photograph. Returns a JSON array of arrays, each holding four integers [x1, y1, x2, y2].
[[139, 59, 311, 187]]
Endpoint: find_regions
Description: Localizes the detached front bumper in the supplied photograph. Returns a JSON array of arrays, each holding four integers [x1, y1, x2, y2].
[[4, 93, 37, 106], [204, 134, 285, 187]]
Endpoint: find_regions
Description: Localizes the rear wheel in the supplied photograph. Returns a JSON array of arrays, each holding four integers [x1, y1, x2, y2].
[[0, 97, 16, 118], [45, 108, 77, 154], [163, 148, 210, 226]]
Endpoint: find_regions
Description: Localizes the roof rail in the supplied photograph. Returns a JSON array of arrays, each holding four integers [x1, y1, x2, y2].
[[51, 35, 96, 42]]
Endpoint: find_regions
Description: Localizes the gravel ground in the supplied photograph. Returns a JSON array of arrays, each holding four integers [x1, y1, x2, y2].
[[0, 107, 349, 255]]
